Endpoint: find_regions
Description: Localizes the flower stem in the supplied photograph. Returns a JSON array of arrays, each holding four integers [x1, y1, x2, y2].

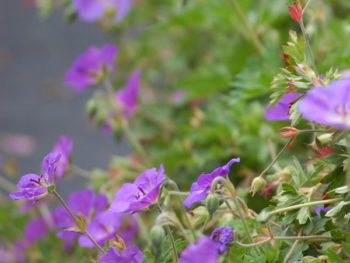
[[52, 190, 106, 254], [303, 0, 312, 12], [269, 198, 343, 215], [236, 235, 337, 247], [156, 204, 178, 263], [258, 139, 293, 179], [283, 229, 302, 263], [299, 20, 317, 72], [120, 122, 150, 165], [226, 198, 253, 243], [229, 0, 265, 55]]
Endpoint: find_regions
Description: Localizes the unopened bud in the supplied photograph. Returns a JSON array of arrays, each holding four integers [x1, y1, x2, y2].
[[280, 127, 299, 138], [206, 194, 221, 216], [250, 177, 267, 196], [150, 225, 166, 247], [85, 98, 98, 119], [150, 225, 165, 258], [288, 0, 303, 23]]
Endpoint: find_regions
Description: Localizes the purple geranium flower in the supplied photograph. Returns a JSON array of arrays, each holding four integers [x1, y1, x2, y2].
[[115, 69, 141, 119], [52, 136, 73, 180], [265, 93, 303, 121], [24, 216, 49, 244], [178, 237, 218, 263], [65, 44, 118, 92], [79, 211, 122, 247], [315, 206, 330, 217], [99, 245, 143, 263], [184, 158, 240, 208], [299, 78, 350, 129], [73, 0, 133, 23], [210, 226, 234, 254], [54, 189, 108, 246], [110, 165, 166, 213], [10, 153, 60, 201]]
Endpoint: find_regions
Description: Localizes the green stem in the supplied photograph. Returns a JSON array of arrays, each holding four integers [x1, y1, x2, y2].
[[229, 0, 265, 55], [226, 199, 253, 243], [299, 20, 317, 72], [53, 190, 106, 254], [283, 229, 302, 263], [167, 179, 197, 241], [303, 0, 312, 12], [236, 235, 337, 247], [156, 204, 178, 263], [121, 122, 150, 165], [269, 198, 343, 215], [258, 139, 293, 179]]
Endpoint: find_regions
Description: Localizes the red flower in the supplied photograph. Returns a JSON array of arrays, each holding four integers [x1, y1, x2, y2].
[[288, 1, 303, 22]]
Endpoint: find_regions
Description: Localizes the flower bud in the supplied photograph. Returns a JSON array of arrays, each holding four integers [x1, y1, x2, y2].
[[150, 225, 166, 247], [85, 98, 98, 119], [206, 194, 221, 216], [250, 176, 267, 196], [280, 127, 299, 138], [288, 0, 303, 23]]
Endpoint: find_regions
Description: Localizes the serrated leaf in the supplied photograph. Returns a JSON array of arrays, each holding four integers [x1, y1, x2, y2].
[[297, 206, 310, 224], [325, 201, 350, 217]]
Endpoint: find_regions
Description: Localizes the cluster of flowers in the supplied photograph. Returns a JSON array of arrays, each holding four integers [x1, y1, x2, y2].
[[7, 0, 350, 261], [9, 139, 239, 262]]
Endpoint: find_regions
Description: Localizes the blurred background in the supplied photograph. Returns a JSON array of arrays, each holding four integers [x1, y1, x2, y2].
[[0, 1, 129, 196]]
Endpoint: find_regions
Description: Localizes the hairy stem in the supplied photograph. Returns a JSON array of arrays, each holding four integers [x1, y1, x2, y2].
[[226, 199, 253, 243], [283, 229, 302, 263], [269, 198, 343, 215], [156, 204, 178, 262], [258, 139, 293, 179], [53, 190, 105, 254], [299, 20, 317, 72], [236, 235, 336, 247]]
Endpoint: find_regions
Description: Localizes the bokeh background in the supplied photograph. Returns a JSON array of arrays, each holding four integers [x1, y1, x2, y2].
[[0, 1, 128, 196]]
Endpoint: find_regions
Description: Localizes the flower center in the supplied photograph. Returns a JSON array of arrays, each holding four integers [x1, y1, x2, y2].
[[30, 178, 43, 186], [135, 187, 146, 200]]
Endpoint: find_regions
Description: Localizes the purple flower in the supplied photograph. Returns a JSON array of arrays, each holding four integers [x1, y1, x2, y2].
[[110, 165, 166, 213], [54, 189, 108, 244], [184, 158, 240, 208], [73, 0, 133, 23], [79, 211, 122, 247], [178, 237, 218, 263], [210, 226, 234, 254], [24, 216, 48, 244], [52, 136, 73, 180], [65, 44, 118, 92], [115, 69, 141, 119], [299, 78, 350, 129], [265, 93, 303, 121], [10, 153, 60, 201], [99, 245, 143, 263], [315, 206, 330, 217]]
